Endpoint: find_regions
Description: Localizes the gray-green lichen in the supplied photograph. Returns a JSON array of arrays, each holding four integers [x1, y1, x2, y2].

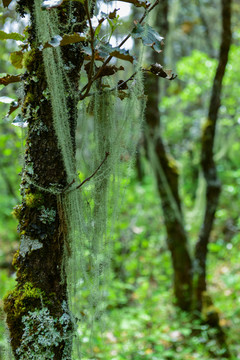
[[16, 304, 72, 360], [39, 206, 56, 224], [19, 236, 43, 257]]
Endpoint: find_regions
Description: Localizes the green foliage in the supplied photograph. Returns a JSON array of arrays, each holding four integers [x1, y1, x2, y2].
[[0, 31, 25, 41]]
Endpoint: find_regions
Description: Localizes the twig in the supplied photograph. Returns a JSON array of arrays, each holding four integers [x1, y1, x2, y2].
[[83, 0, 96, 95], [62, 179, 75, 193], [76, 152, 110, 190], [111, 72, 137, 91], [79, 0, 159, 100]]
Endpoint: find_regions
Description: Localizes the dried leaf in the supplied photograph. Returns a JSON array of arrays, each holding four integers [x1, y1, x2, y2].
[[8, 101, 20, 116], [109, 8, 120, 19], [84, 63, 124, 79], [0, 74, 22, 86], [3, 0, 13, 8], [117, 80, 128, 90], [149, 63, 177, 80]]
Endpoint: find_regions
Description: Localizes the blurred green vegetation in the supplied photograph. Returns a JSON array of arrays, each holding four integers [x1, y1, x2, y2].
[[1, 3, 240, 360]]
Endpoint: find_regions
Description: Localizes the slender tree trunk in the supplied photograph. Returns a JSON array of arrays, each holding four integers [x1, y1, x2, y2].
[[144, 0, 193, 311], [144, 0, 232, 315], [4, 1, 85, 358], [194, 0, 232, 311]]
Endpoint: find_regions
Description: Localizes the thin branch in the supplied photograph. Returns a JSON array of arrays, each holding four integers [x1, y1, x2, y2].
[[76, 152, 110, 190], [79, 0, 159, 100], [83, 0, 96, 96], [62, 179, 75, 193]]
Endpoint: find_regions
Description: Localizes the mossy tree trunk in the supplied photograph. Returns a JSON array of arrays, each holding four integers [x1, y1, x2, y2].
[[4, 1, 85, 359], [144, 0, 231, 316], [144, 0, 193, 311]]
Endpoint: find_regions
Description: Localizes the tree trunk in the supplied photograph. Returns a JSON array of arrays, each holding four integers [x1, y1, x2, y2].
[[144, 0, 193, 311], [4, 1, 85, 358], [194, 0, 232, 311]]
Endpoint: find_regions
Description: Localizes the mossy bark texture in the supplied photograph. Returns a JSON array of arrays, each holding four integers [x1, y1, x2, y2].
[[4, 1, 85, 359]]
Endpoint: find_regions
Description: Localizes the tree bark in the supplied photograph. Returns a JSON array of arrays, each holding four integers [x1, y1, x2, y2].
[[4, 1, 85, 358], [144, 0, 193, 311], [194, 0, 232, 311]]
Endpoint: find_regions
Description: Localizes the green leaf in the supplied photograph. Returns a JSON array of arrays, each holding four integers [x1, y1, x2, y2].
[[132, 23, 164, 53], [0, 74, 22, 86], [0, 30, 25, 42], [10, 51, 24, 69], [60, 33, 85, 46], [43, 33, 85, 49], [97, 43, 135, 63]]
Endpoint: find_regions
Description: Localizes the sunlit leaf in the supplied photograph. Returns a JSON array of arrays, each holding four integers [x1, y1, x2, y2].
[[42, 0, 63, 7], [12, 114, 28, 128], [42, 0, 84, 9], [0, 30, 25, 41], [0, 96, 15, 104], [49, 35, 63, 47], [108, 0, 150, 8], [44, 33, 85, 48], [0, 74, 22, 86], [132, 23, 164, 53], [10, 51, 24, 69], [60, 33, 85, 46]]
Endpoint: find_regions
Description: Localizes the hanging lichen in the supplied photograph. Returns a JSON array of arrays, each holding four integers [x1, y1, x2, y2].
[[31, 0, 146, 357]]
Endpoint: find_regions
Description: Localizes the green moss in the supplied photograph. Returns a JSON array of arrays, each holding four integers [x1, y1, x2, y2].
[[4, 282, 44, 318], [3, 282, 45, 353], [12, 249, 20, 269], [25, 192, 43, 208], [23, 49, 38, 72], [12, 204, 23, 220], [167, 156, 179, 175]]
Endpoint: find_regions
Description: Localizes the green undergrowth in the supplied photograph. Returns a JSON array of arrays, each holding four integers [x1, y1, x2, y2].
[[1, 165, 240, 359], [70, 168, 240, 360]]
